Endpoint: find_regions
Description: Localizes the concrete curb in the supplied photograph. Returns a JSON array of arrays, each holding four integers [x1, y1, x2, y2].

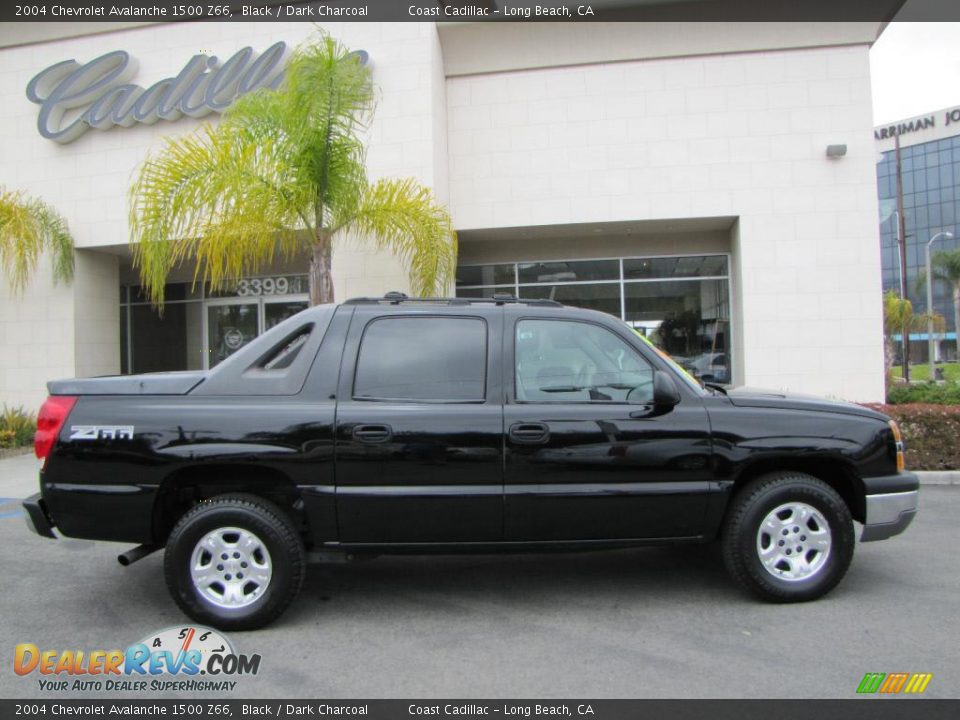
[[916, 471, 960, 485]]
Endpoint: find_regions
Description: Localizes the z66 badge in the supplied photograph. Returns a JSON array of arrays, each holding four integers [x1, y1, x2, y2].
[[69, 425, 134, 441]]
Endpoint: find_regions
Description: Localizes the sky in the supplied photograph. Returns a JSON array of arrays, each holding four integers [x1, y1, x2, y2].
[[870, 22, 960, 125]]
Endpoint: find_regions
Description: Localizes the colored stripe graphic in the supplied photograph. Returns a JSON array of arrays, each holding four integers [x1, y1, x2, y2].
[[857, 672, 931, 694], [880, 672, 910, 693], [904, 674, 933, 694], [857, 673, 886, 694]]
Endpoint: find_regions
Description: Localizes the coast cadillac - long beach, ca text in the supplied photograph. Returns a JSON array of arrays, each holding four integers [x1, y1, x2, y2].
[[408, 3, 594, 17]]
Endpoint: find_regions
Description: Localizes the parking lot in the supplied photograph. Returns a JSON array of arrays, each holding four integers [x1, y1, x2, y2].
[[1, 452, 957, 699]]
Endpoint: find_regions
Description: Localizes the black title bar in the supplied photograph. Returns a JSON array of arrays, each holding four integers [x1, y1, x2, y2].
[[0, 700, 957, 720], [2, 0, 960, 24]]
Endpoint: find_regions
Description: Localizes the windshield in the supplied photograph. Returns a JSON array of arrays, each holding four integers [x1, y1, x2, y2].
[[630, 326, 708, 395]]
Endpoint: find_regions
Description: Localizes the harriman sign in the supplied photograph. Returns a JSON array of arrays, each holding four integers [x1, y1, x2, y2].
[[874, 106, 960, 141], [25, 43, 369, 144]]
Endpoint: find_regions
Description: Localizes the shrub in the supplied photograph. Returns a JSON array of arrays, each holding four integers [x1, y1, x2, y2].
[[0, 405, 36, 448], [863, 403, 960, 471], [886, 381, 960, 405]]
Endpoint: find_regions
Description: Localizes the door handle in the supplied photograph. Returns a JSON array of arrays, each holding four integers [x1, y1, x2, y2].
[[509, 422, 550, 445], [352, 424, 393, 443]]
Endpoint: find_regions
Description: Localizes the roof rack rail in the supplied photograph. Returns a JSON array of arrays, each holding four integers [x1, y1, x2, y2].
[[343, 291, 563, 308]]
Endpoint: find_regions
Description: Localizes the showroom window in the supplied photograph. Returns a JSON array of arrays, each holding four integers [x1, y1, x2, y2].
[[456, 254, 732, 384], [119, 274, 310, 374]]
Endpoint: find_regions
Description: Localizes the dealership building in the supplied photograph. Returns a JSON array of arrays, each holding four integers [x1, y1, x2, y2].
[[0, 20, 893, 408], [876, 105, 960, 361]]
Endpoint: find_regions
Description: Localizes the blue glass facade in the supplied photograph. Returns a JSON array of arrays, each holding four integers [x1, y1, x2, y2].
[[877, 135, 960, 348]]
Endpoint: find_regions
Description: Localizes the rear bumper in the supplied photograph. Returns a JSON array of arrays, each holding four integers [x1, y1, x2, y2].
[[22, 493, 56, 539], [861, 473, 919, 542]]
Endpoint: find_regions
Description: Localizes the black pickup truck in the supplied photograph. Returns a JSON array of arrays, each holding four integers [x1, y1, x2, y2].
[[24, 294, 919, 629]]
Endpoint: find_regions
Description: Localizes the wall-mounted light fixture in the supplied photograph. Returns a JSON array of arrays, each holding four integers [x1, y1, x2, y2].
[[826, 144, 847, 158]]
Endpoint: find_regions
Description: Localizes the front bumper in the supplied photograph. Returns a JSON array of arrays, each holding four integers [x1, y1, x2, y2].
[[861, 473, 919, 542], [22, 493, 56, 539]]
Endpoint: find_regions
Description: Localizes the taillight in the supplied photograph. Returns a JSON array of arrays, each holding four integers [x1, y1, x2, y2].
[[34, 396, 77, 460], [889, 419, 905, 472]]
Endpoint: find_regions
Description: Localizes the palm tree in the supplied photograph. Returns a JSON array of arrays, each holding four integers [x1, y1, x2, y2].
[[930, 248, 960, 362], [882, 290, 943, 382], [130, 34, 456, 307], [0, 187, 74, 294]]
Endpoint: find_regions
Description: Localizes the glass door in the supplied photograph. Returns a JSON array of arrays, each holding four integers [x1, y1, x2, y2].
[[206, 301, 259, 368], [263, 297, 310, 331], [203, 294, 310, 369]]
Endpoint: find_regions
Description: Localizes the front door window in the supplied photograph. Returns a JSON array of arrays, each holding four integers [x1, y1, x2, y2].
[[515, 319, 654, 404]]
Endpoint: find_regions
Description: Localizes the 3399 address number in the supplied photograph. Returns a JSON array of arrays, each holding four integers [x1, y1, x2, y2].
[[236, 277, 290, 296]]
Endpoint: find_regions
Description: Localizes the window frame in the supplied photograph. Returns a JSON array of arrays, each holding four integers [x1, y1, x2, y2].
[[512, 317, 656, 406], [351, 314, 490, 404]]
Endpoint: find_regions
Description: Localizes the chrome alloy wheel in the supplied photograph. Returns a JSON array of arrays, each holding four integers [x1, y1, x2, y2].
[[756, 502, 832, 582], [189, 527, 272, 609]]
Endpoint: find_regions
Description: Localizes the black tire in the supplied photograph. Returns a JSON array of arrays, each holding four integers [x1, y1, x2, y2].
[[163, 494, 305, 630], [721, 471, 854, 603]]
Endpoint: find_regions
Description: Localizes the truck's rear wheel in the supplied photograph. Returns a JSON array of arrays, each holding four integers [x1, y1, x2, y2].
[[164, 494, 305, 630], [721, 471, 854, 602]]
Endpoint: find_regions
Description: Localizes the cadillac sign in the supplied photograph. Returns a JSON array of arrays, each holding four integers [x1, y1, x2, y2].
[[26, 42, 301, 144]]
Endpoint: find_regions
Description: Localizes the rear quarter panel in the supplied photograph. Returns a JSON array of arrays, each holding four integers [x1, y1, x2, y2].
[[41, 394, 336, 544]]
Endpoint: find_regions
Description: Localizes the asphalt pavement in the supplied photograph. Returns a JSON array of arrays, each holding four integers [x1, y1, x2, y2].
[[1, 452, 957, 699]]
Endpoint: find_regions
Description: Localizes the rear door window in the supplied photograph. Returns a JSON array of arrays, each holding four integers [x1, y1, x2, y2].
[[353, 317, 487, 402]]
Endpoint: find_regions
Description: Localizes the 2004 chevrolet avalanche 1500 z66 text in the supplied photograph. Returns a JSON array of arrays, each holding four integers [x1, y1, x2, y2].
[[23, 294, 919, 629]]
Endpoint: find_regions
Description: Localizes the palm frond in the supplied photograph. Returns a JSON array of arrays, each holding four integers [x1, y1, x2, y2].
[[129, 124, 308, 305], [275, 34, 374, 224], [931, 248, 960, 288], [129, 30, 457, 307], [883, 290, 944, 335], [0, 187, 74, 294], [337, 178, 457, 296]]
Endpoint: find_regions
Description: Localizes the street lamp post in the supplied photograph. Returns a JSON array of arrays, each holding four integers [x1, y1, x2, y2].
[[926, 231, 954, 371]]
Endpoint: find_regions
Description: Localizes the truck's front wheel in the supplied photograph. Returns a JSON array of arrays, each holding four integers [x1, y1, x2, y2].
[[721, 472, 854, 602], [164, 494, 305, 630]]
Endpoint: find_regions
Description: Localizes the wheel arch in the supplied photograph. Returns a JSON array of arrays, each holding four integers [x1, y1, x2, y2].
[[730, 457, 866, 524], [151, 464, 306, 545]]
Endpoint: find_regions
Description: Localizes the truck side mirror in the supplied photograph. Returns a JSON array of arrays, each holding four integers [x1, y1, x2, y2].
[[653, 370, 681, 409]]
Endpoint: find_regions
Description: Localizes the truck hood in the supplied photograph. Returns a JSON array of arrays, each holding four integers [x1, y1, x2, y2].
[[725, 386, 888, 421], [48, 371, 206, 396]]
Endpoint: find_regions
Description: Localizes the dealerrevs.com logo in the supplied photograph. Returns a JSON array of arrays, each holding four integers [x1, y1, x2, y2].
[[14, 626, 260, 692]]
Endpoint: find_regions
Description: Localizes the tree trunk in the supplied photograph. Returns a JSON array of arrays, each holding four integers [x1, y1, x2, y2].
[[308, 231, 334, 306], [883, 336, 894, 390]]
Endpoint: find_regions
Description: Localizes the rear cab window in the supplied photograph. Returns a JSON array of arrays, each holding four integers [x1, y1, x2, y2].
[[353, 316, 487, 402]]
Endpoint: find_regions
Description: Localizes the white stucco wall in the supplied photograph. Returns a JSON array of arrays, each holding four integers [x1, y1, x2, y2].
[[445, 42, 884, 401]]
